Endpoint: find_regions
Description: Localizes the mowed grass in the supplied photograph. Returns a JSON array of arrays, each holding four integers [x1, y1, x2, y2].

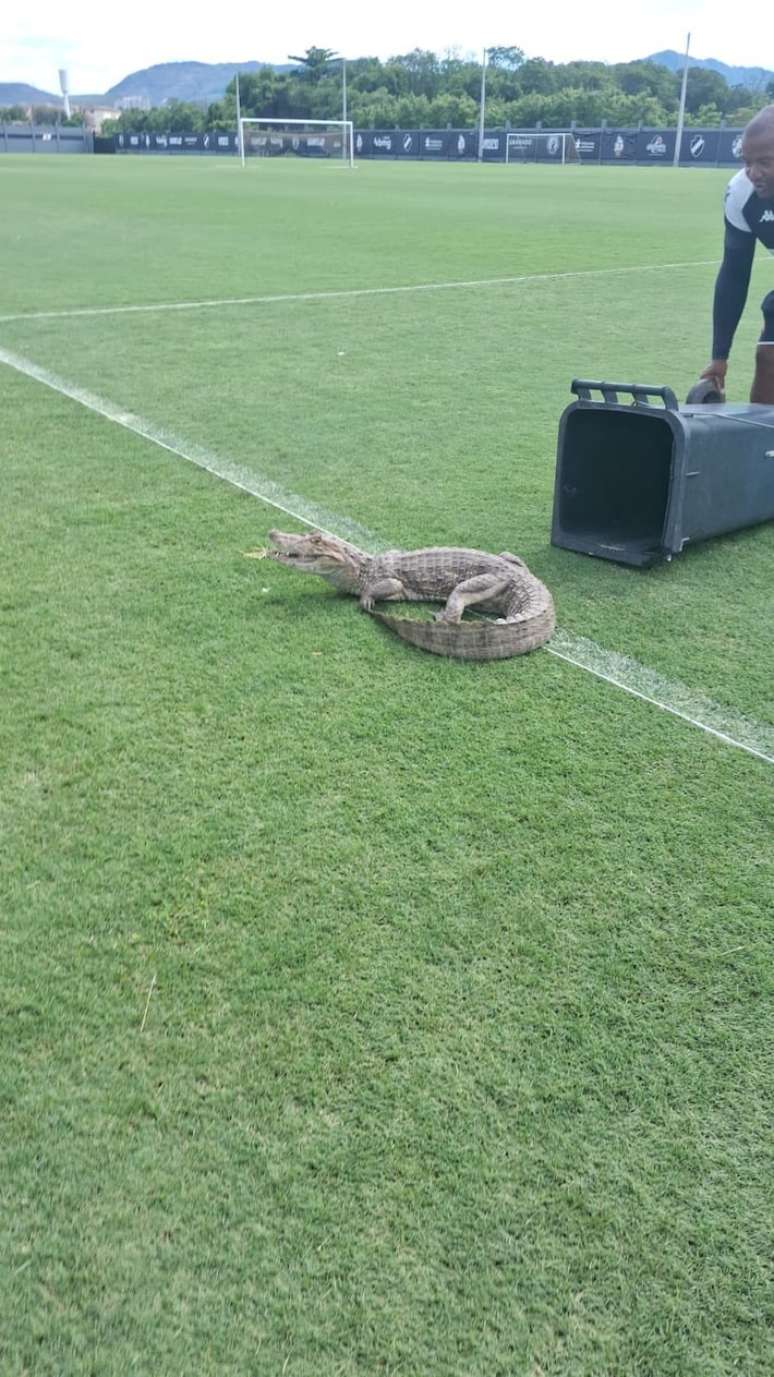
[[1, 156, 773, 1375]]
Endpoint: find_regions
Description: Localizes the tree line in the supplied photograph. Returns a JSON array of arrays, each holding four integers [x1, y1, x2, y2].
[[3, 48, 772, 134], [0, 104, 87, 126]]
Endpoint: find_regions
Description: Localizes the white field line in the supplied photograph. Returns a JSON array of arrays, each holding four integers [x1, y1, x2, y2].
[[548, 633, 774, 766], [2, 343, 772, 768], [0, 259, 718, 325]]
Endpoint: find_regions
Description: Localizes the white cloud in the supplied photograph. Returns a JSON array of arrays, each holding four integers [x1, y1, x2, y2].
[[1, 1, 772, 96]]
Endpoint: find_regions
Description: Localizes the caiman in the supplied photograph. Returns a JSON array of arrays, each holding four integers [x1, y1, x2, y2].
[[249, 529, 555, 661]]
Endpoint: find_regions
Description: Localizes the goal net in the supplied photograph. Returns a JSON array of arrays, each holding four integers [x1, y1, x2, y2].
[[505, 131, 579, 164], [239, 118, 354, 168]]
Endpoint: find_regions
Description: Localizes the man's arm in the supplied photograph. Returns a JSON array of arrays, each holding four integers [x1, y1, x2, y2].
[[702, 220, 756, 384]]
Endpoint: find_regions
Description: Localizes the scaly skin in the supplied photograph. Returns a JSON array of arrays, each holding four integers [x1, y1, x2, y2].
[[256, 529, 555, 661]]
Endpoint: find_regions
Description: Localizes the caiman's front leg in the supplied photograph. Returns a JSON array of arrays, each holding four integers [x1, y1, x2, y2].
[[359, 577, 407, 612], [435, 574, 514, 624]]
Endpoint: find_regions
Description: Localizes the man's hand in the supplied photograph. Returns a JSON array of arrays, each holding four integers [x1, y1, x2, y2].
[[699, 359, 728, 389]]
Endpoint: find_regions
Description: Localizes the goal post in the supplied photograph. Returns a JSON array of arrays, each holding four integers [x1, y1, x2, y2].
[[505, 131, 579, 165], [239, 118, 354, 168]]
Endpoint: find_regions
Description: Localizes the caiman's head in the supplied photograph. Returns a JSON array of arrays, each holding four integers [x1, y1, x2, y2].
[[265, 529, 363, 591]]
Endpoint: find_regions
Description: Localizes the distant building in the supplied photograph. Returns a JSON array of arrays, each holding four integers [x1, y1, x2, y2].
[[116, 95, 150, 111], [74, 106, 118, 131]]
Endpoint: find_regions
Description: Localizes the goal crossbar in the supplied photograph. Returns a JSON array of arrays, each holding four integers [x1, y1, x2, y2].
[[239, 118, 354, 168]]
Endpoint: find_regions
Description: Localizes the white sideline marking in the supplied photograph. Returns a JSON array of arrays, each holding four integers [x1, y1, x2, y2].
[[2, 343, 771, 768], [0, 259, 718, 325], [548, 632, 774, 766]]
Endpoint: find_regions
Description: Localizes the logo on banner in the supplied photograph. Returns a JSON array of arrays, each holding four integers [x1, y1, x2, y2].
[[424, 137, 443, 151], [483, 137, 499, 151], [732, 135, 743, 158], [356, 133, 363, 152], [374, 135, 392, 150], [457, 134, 465, 154], [646, 134, 667, 157], [203, 133, 210, 149], [689, 135, 705, 158], [218, 135, 230, 147], [613, 135, 624, 157], [156, 134, 167, 148], [575, 137, 595, 155], [402, 134, 413, 152], [547, 135, 560, 156]]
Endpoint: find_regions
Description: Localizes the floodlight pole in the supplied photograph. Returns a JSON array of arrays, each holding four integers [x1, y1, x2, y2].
[[673, 32, 691, 167], [236, 71, 244, 167], [58, 68, 71, 120], [342, 58, 348, 163], [477, 48, 488, 162]]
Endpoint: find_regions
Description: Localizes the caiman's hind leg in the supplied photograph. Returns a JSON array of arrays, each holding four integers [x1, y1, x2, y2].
[[435, 574, 514, 624]]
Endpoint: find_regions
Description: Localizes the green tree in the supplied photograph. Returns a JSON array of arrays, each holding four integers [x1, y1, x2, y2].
[[517, 58, 559, 95], [390, 50, 443, 99], [487, 46, 524, 70], [685, 103, 724, 127], [287, 47, 339, 82], [348, 88, 401, 128], [684, 67, 731, 114], [614, 60, 678, 107], [95, 46, 749, 135], [31, 105, 64, 124], [427, 91, 478, 127]]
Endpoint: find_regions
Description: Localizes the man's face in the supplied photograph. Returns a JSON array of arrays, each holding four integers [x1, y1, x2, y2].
[[742, 127, 774, 199]]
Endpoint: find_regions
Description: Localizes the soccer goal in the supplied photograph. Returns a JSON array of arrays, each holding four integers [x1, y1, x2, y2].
[[505, 131, 579, 165], [239, 118, 354, 169]]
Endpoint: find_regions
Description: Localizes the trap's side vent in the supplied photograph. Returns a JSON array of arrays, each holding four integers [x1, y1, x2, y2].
[[551, 380, 774, 566]]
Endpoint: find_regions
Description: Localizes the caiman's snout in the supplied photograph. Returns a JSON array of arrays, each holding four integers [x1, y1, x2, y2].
[[267, 529, 308, 562], [250, 528, 364, 591], [264, 529, 343, 573]]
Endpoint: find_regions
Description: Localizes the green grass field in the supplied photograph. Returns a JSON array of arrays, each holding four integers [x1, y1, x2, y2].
[[1, 154, 772, 1376]]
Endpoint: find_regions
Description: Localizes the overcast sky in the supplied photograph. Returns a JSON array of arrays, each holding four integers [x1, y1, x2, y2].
[[2, 1, 773, 95]]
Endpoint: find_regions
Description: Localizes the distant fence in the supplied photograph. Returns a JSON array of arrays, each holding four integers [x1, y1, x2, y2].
[[104, 126, 747, 166], [357, 127, 746, 165], [1, 124, 93, 153], [111, 131, 239, 155], [5, 123, 745, 166]]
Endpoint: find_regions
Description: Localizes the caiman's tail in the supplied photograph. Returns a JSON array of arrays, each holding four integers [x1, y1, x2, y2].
[[369, 600, 555, 662]]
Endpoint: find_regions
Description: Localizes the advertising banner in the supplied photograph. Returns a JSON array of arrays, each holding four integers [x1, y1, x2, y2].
[[480, 132, 504, 160], [419, 131, 450, 158], [109, 124, 746, 164], [636, 129, 676, 162], [573, 130, 602, 161], [679, 129, 720, 164], [115, 131, 237, 153], [716, 129, 745, 166]]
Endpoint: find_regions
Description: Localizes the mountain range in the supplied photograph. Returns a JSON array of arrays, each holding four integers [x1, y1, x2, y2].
[[1, 52, 773, 111], [0, 61, 295, 109], [644, 51, 774, 89]]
